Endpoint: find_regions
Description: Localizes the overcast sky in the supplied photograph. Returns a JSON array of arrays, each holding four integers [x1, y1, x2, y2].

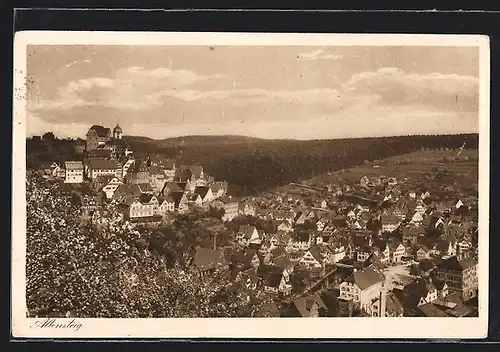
[[25, 45, 479, 140]]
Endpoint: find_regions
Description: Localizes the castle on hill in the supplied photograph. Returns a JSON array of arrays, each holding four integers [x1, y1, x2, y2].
[[86, 124, 133, 159]]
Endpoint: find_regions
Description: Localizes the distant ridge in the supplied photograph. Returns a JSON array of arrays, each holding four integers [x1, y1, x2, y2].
[[123, 134, 273, 148], [123, 133, 479, 148]]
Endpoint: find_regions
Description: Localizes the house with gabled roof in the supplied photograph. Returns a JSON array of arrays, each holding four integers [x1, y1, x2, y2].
[[351, 218, 367, 231], [373, 240, 391, 263], [322, 224, 337, 238], [113, 183, 142, 203], [292, 232, 313, 251], [388, 238, 406, 263], [324, 242, 346, 264], [118, 194, 155, 220], [156, 195, 175, 214], [355, 246, 372, 263], [409, 211, 424, 225], [194, 186, 213, 204], [137, 183, 154, 194], [416, 246, 432, 260], [101, 177, 124, 199], [455, 199, 465, 209], [258, 239, 274, 258], [231, 248, 261, 271], [209, 181, 227, 198], [414, 200, 428, 216], [299, 246, 326, 269], [392, 206, 407, 221], [238, 201, 256, 217], [277, 220, 294, 233], [294, 211, 307, 225], [191, 247, 229, 276], [339, 265, 386, 314], [236, 225, 261, 247], [381, 214, 401, 233], [259, 265, 292, 297], [268, 231, 293, 251], [271, 254, 296, 276], [87, 158, 122, 180], [170, 191, 189, 214], [189, 193, 203, 207], [401, 225, 425, 246], [216, 197, 239, 222], [434, 235, 458, 258], [292, 294, 327, 317], [399, 277, 439, 315], [235, 267, 259, 291]]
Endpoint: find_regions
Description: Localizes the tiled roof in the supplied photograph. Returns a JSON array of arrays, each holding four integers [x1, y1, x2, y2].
[[418, 303, 448, 317], [138, 183, 153, 193], [64, 161, 83, 170], [271, 247, 287, 258], [293, 293, 326, 317], [194, 186, 210, 199], [95, 175, 114, 184], [264, 271, 283, 288], [307, 246, 325, 263], [87, 125, 111, 137], [238, 225, 257, 239], [210, 183, 223, 193], [351, 265, 385, 290], [87, 149, 113, 158], [438, 255, 477, 271], [88, 158, 120, 170], [193, 247, 226, 272], [189, 194, 201, 202], [121, 196, 139, 206], [176, 182, 188, 191], [139, 193, 153, 204], [272, 255, 294, 270], [114, 184, 142, 200], [381, 214, 400, 224], [170, 191, 186, 205]]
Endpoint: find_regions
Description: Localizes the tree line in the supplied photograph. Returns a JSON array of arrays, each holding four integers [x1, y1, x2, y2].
[[153, 134, 478, 196]]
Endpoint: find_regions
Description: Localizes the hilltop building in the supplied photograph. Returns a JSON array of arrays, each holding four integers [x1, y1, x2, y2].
[[86, 124, 133, 159]]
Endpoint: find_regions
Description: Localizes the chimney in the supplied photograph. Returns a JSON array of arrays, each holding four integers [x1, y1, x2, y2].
[[379, 283, 387, 317]]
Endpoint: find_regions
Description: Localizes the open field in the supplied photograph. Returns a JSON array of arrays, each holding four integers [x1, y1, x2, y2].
[[310, 149, 478, 188]]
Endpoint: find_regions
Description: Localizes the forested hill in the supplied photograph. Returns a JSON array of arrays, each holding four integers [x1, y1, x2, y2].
[[126, 133, 479, 196], [123, 135, 267, 148]]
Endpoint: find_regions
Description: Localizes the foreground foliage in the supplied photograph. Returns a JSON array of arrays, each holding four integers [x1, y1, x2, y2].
[[26, 173, 257, 318]]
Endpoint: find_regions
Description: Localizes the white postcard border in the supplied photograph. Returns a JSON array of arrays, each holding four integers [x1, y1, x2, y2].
[[12, 31, 490, 339]]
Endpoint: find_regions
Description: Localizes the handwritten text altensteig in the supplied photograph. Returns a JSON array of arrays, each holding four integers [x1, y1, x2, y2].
[[31, 318, 83, 332]]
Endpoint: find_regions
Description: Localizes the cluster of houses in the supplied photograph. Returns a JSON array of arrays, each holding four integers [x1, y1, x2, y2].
[[187, 173, 478, 317], [37, 126, 479, 317], [40, 124, 230, 224]]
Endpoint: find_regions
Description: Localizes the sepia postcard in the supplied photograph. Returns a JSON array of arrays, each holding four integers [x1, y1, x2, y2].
[[12, 31, 490, 339]]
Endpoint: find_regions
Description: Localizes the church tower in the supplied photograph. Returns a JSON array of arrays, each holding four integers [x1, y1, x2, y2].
[[113, 124, 123, 140]]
